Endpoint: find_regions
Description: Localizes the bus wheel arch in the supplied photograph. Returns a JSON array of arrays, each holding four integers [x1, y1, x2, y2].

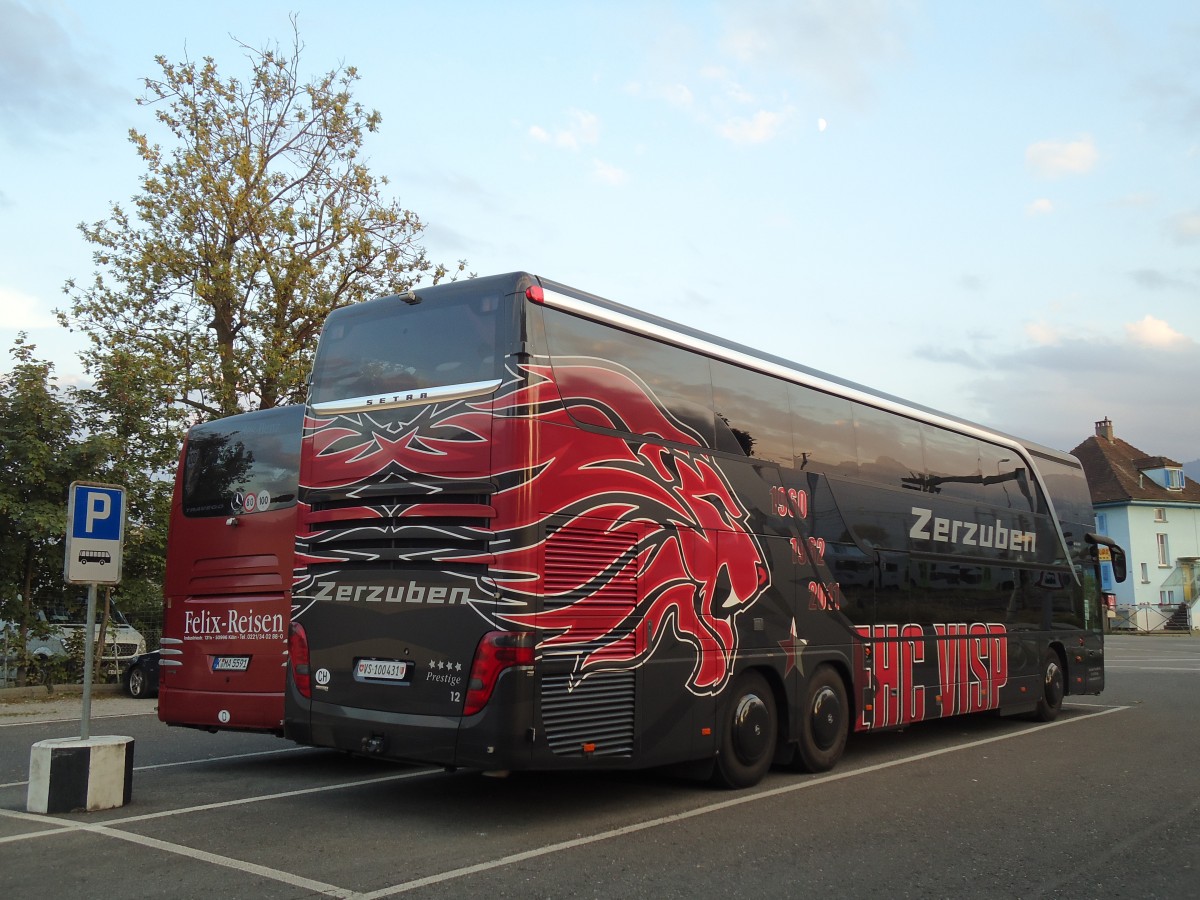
[[791, 663, 850, 773], [712, 669, 778, 789]]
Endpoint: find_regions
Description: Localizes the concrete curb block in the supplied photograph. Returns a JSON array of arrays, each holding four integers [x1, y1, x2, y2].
[[27, 735, 135, 813]]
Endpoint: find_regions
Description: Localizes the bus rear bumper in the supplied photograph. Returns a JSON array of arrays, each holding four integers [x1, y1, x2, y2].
[[285, 675, 534, 770], [158, 686, 284, 734]]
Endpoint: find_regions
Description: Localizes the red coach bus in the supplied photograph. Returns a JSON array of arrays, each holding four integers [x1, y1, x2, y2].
[[284, 273, 1126, 786], [158, 404, 303, 734]]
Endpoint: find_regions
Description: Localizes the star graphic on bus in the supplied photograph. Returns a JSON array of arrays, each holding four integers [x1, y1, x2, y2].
[[779, 618, 808, 677]]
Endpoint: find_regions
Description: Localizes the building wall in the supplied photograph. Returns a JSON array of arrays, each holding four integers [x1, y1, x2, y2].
[[1099, 502, 1200, 607]]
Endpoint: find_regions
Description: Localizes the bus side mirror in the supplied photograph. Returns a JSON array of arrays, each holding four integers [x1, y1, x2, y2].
[[1086, 533, 1127, 584]]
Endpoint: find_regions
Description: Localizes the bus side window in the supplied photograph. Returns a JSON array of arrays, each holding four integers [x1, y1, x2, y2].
[[788, 384, 857, 477], [710, 359, 793, 464]]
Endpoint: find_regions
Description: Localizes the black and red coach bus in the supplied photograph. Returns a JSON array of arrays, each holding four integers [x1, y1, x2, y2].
[[284, 273, 1126, 787], [158, 404, 303, 734]]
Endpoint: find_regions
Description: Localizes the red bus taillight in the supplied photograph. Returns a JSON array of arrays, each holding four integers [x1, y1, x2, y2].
[[464, 631, 534, 716], [289, 622, 312, 699]]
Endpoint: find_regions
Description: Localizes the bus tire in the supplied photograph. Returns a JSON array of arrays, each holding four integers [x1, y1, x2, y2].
[[792, 665, 848, 773], [1032, 649, 1064, 722], [713, 671, 777, 789]]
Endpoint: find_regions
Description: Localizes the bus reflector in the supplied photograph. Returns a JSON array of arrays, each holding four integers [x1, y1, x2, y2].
[[464, 631, 534, 716], [289, 622, 312, 699], [525, 285, 545, 304]]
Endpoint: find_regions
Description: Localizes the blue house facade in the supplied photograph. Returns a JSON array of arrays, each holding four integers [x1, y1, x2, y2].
[[1072, 418, 1200, 631]]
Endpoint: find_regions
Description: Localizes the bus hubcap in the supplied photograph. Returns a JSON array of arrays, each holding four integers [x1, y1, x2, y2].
[[733, 693, 770, 764], [811, 687, 841, 751], [1045, 662, 1063, 705]]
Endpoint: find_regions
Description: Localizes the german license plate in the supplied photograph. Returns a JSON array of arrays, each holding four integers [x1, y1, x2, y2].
[[212, 656, 250, 672], [355, 659, 408, 682]]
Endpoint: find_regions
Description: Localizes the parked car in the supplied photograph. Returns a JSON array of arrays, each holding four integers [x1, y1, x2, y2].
[[1, 619, 70, 684], [41, 600, 147, 676], [122, 650, 160, 698]]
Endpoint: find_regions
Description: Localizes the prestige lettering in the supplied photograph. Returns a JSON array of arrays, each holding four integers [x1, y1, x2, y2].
[[909, 507, 1036, 553]]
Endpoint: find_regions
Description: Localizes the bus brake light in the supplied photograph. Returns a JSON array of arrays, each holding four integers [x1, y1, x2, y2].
[[289, 622, 312, 699], [525, 285, 545, 304], [464, 631, 534, 716]]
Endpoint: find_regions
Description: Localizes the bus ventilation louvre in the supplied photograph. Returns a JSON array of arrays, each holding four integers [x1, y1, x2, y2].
[[539, 524, 638, 758], [302, 480, 495, 571]]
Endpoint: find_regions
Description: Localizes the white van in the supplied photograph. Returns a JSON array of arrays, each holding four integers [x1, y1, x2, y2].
[[39, 600, 148, 675]]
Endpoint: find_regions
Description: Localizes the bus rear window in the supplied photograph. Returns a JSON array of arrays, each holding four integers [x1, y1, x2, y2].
[[182, 405, 303, 518], [309, 288, 504, 405]]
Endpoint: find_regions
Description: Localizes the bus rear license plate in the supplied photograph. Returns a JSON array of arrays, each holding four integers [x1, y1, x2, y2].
[[213, 656, 250, 672], [355, 659, 409, 682]]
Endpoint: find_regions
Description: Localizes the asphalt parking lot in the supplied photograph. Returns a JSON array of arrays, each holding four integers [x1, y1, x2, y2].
[[3, 634, 1199, 899]]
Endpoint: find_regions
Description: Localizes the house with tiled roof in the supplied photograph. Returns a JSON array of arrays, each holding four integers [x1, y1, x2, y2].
[[1072, 417, 1200, 631]]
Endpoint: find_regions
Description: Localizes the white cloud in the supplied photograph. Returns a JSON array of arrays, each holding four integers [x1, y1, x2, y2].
[[1125, 315, 1191, 348], [1024, 320, 1064, 346], [719, 108, 791, 144], [1169, 211, 1200, 244], [1025, 135, 1099, 178], [592, 160, 629, 186], [1027, 198, 1054, 216], [0, 286, 57, 328], [718, 0, 908, 107], [528, 109, 600, 151]]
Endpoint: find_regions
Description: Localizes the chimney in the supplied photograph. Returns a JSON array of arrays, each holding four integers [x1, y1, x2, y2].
[[1095, 417, 1114, 442]]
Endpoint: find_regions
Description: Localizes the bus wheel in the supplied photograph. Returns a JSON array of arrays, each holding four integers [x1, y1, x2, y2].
[[713, 671, 777, 789], [792, 665, 847, 773], [1033, 650, 1064, 722]]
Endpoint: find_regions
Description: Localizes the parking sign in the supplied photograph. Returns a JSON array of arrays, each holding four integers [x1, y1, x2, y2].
[[64, 482, 125, 584]]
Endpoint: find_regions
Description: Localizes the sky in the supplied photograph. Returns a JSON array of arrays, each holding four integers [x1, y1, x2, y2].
[[1, 0, 1198, 465]]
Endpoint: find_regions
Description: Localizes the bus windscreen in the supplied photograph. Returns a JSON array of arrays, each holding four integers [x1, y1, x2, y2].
[[183, 406, 302, 518], [309, 286, 505, 404]]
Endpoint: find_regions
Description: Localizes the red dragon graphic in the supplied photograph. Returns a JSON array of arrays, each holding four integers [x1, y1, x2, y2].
[[296, 357, 771, 695]]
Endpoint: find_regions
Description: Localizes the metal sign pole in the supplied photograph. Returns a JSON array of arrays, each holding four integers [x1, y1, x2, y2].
[[80, 583, 98, 741]]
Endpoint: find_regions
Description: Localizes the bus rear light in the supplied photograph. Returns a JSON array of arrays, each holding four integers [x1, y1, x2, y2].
[[464, 631, 534, 716], [525, 285, 545, 304], [289, 622, 312, 699]]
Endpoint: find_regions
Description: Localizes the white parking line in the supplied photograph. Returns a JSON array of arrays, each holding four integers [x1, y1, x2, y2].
[[0, 746, 317, 790], [0, 706, 1129, 900], [0, 711, 152, 729]]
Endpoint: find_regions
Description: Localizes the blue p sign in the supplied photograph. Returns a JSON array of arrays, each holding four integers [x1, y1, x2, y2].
[[71, 486, 123, 541], [65, 482, 125, 584]]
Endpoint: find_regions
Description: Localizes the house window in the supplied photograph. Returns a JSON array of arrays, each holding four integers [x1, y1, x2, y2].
[[1167, 468, 1184, 490], [1153, 508, 1167, 522], [1157, 533, 1170, 566], [1096, 513, 1107, 532], [1160, 590, 1175, 605], [1140, 562, 1150, 583]]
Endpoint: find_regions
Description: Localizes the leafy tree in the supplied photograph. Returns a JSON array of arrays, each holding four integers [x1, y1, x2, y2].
[[0, 336, 106, 684], [61, 19, 463, 449]]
